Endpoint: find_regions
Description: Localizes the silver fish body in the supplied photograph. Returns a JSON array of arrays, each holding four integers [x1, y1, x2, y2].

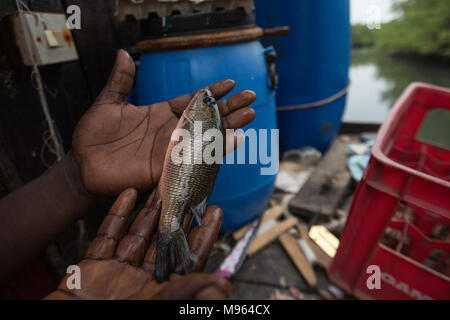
[[154, 88, 224, 282]]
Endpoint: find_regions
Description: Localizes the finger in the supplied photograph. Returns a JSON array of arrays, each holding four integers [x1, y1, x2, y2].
[[187, 206, 222, 271], [208, 79, 236, 100], [218, 90, 256, 117], [152, 273, 232, 300], [223, 107, 256, 129], [139, 187, 163, 271], [167, 79, 236, 116], [224, 132, 245, 155], [142, 241, 157, 274], [95, 49, 135, 105], [183, 212, 193, 233], [115, 188, 161, 266], [85, 188, 137, 260]]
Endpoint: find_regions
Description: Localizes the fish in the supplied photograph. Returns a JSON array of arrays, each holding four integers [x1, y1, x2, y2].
[[153, 88, 224, 283]]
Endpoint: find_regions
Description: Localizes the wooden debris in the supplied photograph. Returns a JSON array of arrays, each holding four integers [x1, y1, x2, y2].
[[279, 233, 317, 288], [233, 206, 284, 241], [247, 217, 297, 256], [298, 223, 332, 270], [308, 225, 339, 258], [289, 136, 353, 219], [318, 288, 336, 300]]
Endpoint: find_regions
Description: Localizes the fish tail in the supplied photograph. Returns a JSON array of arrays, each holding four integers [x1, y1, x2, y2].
[[154, 228, 193, 283]]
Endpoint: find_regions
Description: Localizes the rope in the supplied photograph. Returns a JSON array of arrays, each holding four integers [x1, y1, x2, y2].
[[276, 83, 350, 112]]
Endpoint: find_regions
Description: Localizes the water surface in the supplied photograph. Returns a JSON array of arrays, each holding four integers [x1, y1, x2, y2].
[[343, 49, 450, 123]]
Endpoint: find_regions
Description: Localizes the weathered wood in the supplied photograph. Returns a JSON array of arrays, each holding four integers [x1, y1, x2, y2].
[[30, 0, 93, 144], [339, 121, 380, 135], [247, 217, 297, 256], [0, 0, 140, 286], [0, 0, 135, 184], [0, 127, 22, 196], [298, 223, 332, 270], [105, 0, 141, 53], [138, 27, 264, 52], [231, 242, 312, 292], [233, 205, 284, 241], [66, 0, 122, 97], [289, 136, 353, 220], [279, 233, 317, 288]]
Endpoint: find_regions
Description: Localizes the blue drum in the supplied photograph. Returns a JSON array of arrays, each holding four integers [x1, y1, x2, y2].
[[255, 0, 351, 152], [134, 29, 278, 231]]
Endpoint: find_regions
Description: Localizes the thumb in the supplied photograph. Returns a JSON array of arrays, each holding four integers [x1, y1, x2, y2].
[[96, 49, 135, 105]]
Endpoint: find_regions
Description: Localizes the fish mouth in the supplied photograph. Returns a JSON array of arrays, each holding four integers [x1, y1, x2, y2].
[[201, 88, 217, 107]]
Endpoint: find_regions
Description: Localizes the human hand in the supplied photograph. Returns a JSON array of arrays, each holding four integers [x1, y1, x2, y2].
[[45, 188, 231, 300], [72, 50, 256, 196]]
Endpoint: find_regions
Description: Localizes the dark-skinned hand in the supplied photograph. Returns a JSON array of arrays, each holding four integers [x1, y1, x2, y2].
[[72, 50, 256, 196], [45, 188, 231, 300]]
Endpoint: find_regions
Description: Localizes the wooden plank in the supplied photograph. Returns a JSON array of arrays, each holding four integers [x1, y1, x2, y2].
[[67, 0, 121, 97], [298, 223, 332, 269], [289, 136, 353, 220], [105, 0, 142, 53], [229, 242, 311, 291], [0, 127, 22, 194], [339, 122, 380, 135], [233, 206, 284, 240], [247, 217, 297, 256], [0, 1, 50, 181], [279, 233, 317, 288], [28, 0, 94, 147]]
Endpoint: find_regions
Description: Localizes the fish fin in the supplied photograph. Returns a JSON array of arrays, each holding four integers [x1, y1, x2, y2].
[[154, 229, 193, 283], [191, 197, 208, 227]]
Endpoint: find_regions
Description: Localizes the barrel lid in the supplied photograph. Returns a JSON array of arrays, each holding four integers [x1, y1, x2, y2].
[[137, 27, 264, 52]]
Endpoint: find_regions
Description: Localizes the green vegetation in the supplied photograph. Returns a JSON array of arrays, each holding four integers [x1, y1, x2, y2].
[[352, 24, 376, 48], [352, 0, 450, 59]]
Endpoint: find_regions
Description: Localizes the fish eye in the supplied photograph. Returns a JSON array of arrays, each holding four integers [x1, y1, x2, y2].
[[203, 96, 216, 106]]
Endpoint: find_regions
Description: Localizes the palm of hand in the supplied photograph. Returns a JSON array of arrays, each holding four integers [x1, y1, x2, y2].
[[46, 189, 231, 300], [73, 50, 256, 196]]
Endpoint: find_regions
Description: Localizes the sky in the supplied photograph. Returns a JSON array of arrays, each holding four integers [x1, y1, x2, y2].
[[350, 0, 399, 25]]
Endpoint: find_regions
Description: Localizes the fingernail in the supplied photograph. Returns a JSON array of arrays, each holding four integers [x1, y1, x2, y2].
[[117, 49, 130, 58], [224, 79, 235, 86], [244, 90, 256, 98], [242, 108, 255, 116], [248, 108, 256, 116]]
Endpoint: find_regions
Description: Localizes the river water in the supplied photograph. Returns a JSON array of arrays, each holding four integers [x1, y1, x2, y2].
[[343, 48, 450, 123]]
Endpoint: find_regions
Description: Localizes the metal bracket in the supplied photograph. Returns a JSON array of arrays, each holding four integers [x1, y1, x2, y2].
[[264, 46, 278, 91]]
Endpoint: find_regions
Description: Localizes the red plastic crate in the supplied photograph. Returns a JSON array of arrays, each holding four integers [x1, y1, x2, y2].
[[329, 83, 450, 300]]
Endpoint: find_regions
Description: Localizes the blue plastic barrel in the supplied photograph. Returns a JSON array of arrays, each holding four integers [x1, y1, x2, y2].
[[135, 40, 278, 231], [255, 0, 351, 153]]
